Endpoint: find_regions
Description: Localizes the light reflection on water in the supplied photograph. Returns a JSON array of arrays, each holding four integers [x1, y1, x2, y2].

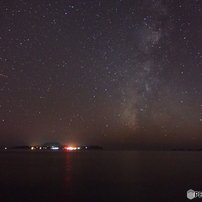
[[64, 151, 72, 198]]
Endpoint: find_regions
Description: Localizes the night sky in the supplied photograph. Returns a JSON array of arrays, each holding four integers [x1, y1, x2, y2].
[[1, 0, 201, 149]]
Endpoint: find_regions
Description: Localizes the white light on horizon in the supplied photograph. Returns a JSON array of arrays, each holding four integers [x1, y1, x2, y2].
[[51, 147, 59, 150]]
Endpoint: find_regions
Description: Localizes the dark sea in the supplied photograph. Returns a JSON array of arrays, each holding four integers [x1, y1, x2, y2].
[[0, 150, 202, 202]]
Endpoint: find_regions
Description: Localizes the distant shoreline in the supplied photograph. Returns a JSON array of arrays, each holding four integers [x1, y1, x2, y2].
[[2, 148, 202, 152], [3, 145, 103, 151]]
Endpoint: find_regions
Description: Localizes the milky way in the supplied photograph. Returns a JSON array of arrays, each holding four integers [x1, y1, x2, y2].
[[0, 0, 201, 149]]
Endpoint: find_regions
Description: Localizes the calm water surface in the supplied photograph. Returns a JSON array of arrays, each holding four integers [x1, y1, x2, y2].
[[1, 150, 202, 202]]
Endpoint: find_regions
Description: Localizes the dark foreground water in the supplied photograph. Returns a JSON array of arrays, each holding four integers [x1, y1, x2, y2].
[[0, 150, 202, 202]]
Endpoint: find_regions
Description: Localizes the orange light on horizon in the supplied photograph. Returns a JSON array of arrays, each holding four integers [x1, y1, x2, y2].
[[65, 146, 77, 151]]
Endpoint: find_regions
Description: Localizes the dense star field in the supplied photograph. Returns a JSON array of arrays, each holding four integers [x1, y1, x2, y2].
[[0, 0, 201, 149]]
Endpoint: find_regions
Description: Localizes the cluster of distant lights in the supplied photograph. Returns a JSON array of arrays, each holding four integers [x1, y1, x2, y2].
[[4, 146, 88, 150], [30, 146, 87, 150]]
